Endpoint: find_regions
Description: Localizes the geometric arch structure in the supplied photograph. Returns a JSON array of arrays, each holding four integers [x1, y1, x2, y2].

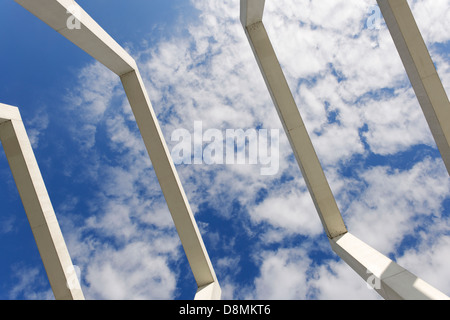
[[241, 0, 450, 300], [0, 103, 84, 300], [14, 0, 220, 300], [10, 0, 450, 301]]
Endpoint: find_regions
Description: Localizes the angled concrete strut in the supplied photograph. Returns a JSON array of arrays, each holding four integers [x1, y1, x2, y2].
[[241, 0, 347, 240], [377, 0, 450, 176], [0, 103, 84, 300], [241, 0, 449, 300], [14, 0, 220, 300]]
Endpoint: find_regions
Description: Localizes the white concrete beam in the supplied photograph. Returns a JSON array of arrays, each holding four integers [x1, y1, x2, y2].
[[15, 0, 221, 299], [0, 104, 21, 123], [194, 281, 222, 301], [378, 0, 450, 175], [240, 0, 266, 27], [0, 103, 84, 300], [241, 2, 347, 239], [15, 0, 137, 76], [330, 233, 450, 300], [120, 70, 220, 294]]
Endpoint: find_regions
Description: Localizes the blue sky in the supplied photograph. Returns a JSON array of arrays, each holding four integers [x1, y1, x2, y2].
[[0, 0, 449, 300]]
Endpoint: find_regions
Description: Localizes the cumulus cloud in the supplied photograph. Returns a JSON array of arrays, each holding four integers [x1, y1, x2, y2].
[[345, 158, 450, 254], [249, 186, 323, 238], [247, 248, 311, 300], [408, 0, 450, 44], [397, 235, 450, 296], [83, 241, 178, 300], [311, 259, 381, 300]]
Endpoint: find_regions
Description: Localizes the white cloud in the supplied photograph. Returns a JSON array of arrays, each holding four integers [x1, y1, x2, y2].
[[345, 158, 450, 255], [408, 0, 450, 45], [246, 248, 311, 300], [0, 215, 16, 235], [83, 241, 178, 300], [311, 260, 381, 300], [397, 235, 450, 296], [361, 87, 435, 155], [250, 187, 323, 238], [8, 265, 53, 300], [24, 108, 49, 149], [65, 62, 121, 151], [58, 60, 186, 299]]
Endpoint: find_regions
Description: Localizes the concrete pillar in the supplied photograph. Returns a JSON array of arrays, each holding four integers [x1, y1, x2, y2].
[[240, 0, 347, 239], [120, 69, 220, 293], [0, 103, 84, 300], [378, 0, 450, 175], [15, 0, 220, 299]]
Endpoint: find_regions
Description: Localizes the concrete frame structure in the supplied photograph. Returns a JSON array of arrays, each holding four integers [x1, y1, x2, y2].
[[14, 0, 220, 300], [241, 0, 450, 300], [0, 103, 84, 300], [9, 0, 449, 301], [378, 0, 450, 176]]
